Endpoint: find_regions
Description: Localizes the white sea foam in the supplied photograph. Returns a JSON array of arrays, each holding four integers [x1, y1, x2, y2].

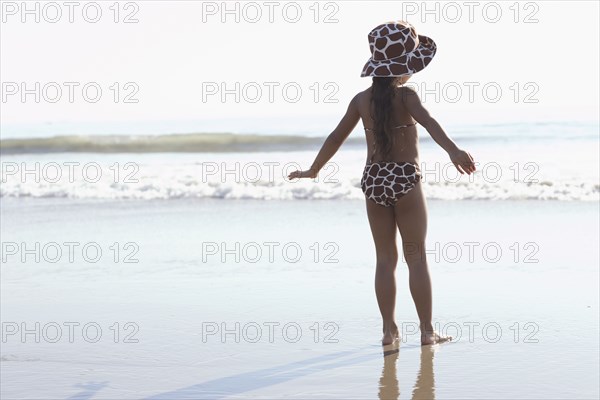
[[1, 122, 597, 201], [1, 158, 597, 201]]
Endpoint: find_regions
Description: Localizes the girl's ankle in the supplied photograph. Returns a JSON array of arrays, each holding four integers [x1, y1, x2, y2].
[[383, 320, 398, 330], [420, 322, 433, 332]]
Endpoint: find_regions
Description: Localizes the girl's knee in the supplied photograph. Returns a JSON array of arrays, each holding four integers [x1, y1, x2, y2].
[[404, 250, 428, 271], [402, 242, 426, 263], [376, 255, 398, 272]]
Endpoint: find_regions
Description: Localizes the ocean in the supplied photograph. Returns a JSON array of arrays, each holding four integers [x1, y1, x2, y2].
[[1, 121, 598, 202]]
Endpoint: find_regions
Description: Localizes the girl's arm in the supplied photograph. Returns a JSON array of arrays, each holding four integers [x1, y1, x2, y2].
[[288, 95, 360, 179], [401, 86, 476, 175]]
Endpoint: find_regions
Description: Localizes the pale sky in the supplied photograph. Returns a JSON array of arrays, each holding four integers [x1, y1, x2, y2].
[[1, 0, 599, 133]]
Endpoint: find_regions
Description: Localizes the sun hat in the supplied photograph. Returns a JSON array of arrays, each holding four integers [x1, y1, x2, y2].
[[360, 21, 437, 77]]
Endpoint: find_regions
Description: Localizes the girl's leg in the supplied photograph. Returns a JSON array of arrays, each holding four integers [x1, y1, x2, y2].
[[365, 198, 399, 345], [393, 180, 451, 345]]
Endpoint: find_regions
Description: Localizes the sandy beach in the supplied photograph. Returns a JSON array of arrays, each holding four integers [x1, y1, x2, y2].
[[1, 197, 598, 399]]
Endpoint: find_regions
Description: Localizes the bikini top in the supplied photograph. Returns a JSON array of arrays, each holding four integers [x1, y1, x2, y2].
[[364, 121, 417, 163], [363, 121, 416, 132]]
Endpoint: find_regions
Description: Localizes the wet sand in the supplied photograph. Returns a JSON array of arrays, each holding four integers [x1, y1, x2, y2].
[[1, 198, 598, 399]]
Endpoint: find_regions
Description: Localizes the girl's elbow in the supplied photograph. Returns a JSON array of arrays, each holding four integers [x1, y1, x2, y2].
[[419, 117, 434, 130]]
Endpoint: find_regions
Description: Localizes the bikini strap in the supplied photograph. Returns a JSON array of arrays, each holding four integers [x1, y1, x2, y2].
[[368, 121, 418, 163]]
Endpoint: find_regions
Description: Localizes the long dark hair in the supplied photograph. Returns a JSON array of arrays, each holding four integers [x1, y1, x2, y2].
[[370, 77, 403, 159]]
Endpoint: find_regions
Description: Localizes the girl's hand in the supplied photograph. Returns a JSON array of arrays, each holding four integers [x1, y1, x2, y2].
[[288, 168, 317, 180], [449, 149, 476, 175]]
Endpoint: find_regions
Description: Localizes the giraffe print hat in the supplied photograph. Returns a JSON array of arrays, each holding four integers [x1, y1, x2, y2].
[[361, 21, 437, 78]]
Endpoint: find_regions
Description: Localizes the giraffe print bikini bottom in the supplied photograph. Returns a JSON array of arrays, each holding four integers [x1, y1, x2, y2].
[[360, 162, 421, 207]]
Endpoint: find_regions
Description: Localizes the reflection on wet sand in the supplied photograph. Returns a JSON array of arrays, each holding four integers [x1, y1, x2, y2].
[[379, 346, 400, 399], [378, 345, 436, 400], [412, 346, 435, 400]]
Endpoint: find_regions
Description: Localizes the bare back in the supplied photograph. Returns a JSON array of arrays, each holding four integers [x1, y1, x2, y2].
[[356, 86, 419, 165]]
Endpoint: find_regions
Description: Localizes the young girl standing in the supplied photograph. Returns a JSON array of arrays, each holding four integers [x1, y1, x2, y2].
[[289, 21, 476, 345]]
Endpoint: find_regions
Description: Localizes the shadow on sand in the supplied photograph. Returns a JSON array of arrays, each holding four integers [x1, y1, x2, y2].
[[143, 343, 439, 399]]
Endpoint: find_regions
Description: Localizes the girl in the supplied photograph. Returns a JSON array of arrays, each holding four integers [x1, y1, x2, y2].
[[288, 21, 476, 346]]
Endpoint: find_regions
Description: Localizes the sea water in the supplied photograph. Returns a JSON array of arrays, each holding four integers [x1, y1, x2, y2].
[[1, 121, 598, 201]]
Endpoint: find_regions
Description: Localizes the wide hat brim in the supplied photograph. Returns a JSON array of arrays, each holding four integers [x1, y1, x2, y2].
[[360, 34, 437, 78]]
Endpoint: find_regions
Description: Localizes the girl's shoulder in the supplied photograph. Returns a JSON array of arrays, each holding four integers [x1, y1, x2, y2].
[[355, 86, 373, 100], [397, 85, 418, 95]]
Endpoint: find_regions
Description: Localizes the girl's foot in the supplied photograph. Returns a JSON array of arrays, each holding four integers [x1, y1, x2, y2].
[[382, 322, 400, 346], [421, 330, 452, 346]]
